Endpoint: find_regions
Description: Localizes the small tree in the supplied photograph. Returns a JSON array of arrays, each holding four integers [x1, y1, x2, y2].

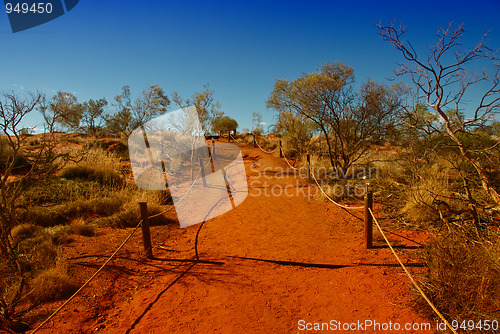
[[267, 61, 403, 172], [377, 22, 500, 207], [81, 98, 107, 136], [0, 91, 73, 326], [275, 111, 315, 155], [106, 85, 170, 138], [40, 91, 82, 132], [212, 115, 238, 136], [171, 83, 223, 133], [252, 112, 264, 134]]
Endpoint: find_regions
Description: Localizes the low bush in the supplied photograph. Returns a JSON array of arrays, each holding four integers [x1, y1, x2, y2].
[[70, 217, 96, 237], [29, 267, 78, 304], [416, 227, 500, 322], [10, 223, 41, 245], [59, 148, 123, 186]]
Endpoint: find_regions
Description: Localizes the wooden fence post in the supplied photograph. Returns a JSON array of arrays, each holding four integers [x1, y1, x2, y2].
[[139, 202, 153, 258], [279, 140, 283, 158], [199, 157, 207, 187], [306, 154, 310, 179], [212, 138, 216, 160], [364, 190, 373, 249]]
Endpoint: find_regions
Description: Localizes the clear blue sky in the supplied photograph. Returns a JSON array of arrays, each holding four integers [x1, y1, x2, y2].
[[1, 0, 500, 131]]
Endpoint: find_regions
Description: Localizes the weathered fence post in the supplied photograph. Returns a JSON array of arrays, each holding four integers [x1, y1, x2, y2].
[[364, 190, 373, 249], [199, 157, 207, 187], [212, 138, 216, 160], [306, 154, 310, 179], [139, 202, 153, 258], [253, 133, 256, 148], [279, 140, 283, 158]]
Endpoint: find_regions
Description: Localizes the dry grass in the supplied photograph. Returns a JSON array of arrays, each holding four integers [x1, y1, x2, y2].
[[59, 147, 123, 186], [29, 267, 78, 304], [30, 241, 58, 271], [70, 217, 96, 237], [416, 227, 500, 323], [10, 223, 40, 244], [96, 189, 175, 227], [235, 133, 254, 146]]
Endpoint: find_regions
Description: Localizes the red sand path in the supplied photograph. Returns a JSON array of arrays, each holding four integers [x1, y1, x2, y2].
[[33, 145, 432, 334]]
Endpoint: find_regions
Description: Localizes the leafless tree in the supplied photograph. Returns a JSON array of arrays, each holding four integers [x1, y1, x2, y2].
[[0, 91, 75, 325], [377, 22, 500, 207]]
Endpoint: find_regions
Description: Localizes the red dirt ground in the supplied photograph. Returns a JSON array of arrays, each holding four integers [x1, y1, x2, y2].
[[27, 144, 432, 334]]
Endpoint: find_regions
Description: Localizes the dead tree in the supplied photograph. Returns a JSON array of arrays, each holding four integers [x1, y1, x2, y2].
[[377, 22, 500, 208]]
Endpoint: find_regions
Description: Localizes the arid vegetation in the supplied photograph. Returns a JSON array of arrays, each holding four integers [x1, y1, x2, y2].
[[1, 21, 499, 333], [259, 22, 500, 325]]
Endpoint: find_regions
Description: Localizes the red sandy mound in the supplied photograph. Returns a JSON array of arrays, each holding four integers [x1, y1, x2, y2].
[[31, 145, 431, 334]]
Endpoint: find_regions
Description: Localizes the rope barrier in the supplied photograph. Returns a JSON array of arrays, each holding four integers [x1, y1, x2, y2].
[[256, 140, 449, 330], [254, 136, 279, 154], [147, 167, 202, 220], [282, 153, 299, 170], [30, 167, 203, 333], [310, 171, 364, 210], [30, 221, 142, 334], [368, 208, 458, 334]]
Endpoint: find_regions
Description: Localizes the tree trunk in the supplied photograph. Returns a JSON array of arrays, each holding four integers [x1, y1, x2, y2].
[[439, 107, 500, 207], [319, 125, 336, 170]]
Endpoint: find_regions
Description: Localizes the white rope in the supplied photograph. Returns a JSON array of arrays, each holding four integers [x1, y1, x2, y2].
[[255, 137, 279, 154], [369, 208, 458, 334], [311, 171, 364, 210], [282, 153, 299, 170], [31, 167, 203, 333], [148, 167, 202, 219], [30, 221, 142, 333]]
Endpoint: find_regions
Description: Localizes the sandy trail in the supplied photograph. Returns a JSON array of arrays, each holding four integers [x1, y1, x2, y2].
[[34, 145, 430, 334]]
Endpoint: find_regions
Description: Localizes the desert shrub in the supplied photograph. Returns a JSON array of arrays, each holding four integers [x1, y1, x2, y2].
[[10, 223, 41, 244], [82, 139, 107, 150], [60, 165, 122, 186], [0, 136, 31, 172], [62, 136, 82, 144], [40, 225, 74, 245], [70, 217, 96, 237], [84, 139, 128, 158], [19, 177, 119, 207], [29, 267, 78, 304], [416, 227, 500, 322], [236, 133, 254, 146], [256, 135, 278, 152], [59, 148, 123, 186], [28, 241, 58, 271], [95, 189, 175, 227]]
